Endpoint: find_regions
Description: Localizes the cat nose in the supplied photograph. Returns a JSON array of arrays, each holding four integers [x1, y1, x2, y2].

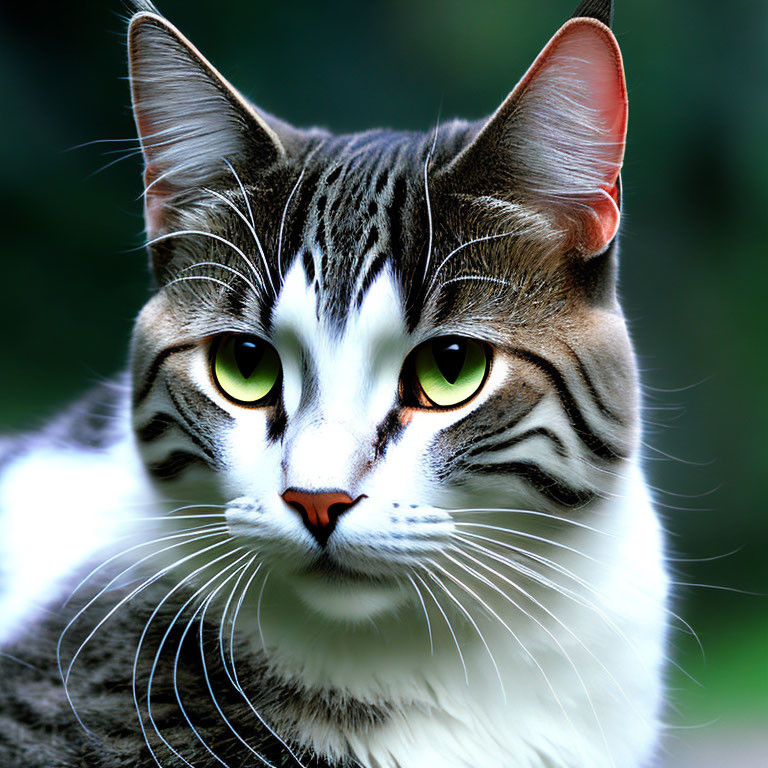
[[281, 489, 364, 546]]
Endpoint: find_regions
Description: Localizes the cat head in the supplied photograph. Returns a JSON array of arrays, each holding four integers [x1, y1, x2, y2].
[[128, 0, 637, 621]]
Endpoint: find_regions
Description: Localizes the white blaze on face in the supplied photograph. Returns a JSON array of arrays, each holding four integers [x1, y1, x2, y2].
[[271, 257, 410, 493]]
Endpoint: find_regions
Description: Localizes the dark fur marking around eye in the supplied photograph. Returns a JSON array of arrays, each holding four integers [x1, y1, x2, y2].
[[373, 407, 406, 460], [163, 384, 226, 463], [165, 380, 233, 428], [133, 343, 196, 406], [266, 397, 288, 443], [442, 385, 543, 451], [146, 450, 212, 481], [512, 349, 625, 460], [467, 461, 595, 508]]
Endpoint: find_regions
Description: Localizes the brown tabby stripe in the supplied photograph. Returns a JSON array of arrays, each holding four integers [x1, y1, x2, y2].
[[511, 349, 623, 460]]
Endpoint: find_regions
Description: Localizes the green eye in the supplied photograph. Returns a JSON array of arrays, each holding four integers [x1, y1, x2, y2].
[[212, 334, 281, 405], [413, 336, 490, 408]]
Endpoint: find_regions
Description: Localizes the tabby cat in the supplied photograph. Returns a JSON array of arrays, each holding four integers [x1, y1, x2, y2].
[[0, 1, 669, 766]]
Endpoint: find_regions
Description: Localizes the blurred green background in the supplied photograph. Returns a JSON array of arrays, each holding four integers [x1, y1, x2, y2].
[[0, 0, 765, 762]]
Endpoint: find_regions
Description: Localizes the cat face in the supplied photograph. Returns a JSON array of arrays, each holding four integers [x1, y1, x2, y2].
[[128, 5, 637, 621]]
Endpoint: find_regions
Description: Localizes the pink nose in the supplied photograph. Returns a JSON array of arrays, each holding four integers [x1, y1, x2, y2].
[[281, 489, 362, 545]]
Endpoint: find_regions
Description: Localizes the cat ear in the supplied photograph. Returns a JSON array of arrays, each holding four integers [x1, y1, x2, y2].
[[444, 18, 627, 257], [128, 11, 286, 236]]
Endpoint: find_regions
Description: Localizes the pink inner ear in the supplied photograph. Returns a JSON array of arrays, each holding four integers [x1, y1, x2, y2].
[[516, 19, 628, 255]]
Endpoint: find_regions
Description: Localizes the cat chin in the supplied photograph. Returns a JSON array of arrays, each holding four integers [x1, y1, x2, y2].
[[290, 574, 409, 622]]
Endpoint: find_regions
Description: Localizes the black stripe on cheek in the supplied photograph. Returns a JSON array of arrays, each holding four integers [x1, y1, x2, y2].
[[133, 343, 196, 406], [466, 427, 567, 459], [136, 411, 217, 465], [163, 384, 229, 463], [512, 349, 624, 461], [469, 461, 595, 508], [165, 380, 234, 428], [438, 384, 543, 452], [136, 413, 176, 442], [561, 342, 625, 425], [146, 450, 212, 482]]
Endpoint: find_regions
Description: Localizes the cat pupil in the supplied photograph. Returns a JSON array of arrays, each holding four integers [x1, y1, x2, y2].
[[434, 339, 466, 385], [233, 339, 264, 379]]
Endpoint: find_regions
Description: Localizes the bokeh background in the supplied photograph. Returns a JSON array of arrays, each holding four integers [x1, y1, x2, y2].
[[0, 0, 765, 763]]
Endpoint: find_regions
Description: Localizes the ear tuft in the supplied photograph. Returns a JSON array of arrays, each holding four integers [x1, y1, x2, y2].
[[128, 12, 285, 235]]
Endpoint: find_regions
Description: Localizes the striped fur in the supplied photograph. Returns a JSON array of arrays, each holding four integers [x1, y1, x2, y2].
[[0, 3, 670, 767]]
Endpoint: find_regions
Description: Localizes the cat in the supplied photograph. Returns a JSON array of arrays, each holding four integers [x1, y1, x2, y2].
[[0, 1, 669, 766]]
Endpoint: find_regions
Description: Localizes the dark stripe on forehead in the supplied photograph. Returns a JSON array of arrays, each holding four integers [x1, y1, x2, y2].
[[355, 251, 389, 309], [387, 176, 408, 275], [375, 169, 389, 194], [283, 166, 322, 264]]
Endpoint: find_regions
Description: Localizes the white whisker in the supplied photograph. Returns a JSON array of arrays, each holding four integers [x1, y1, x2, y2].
[[422, 564, 507, 704], [144, 548, 248, 767], [202, 186, 274, 295], [412, 571, 468, 686], [405, 572, 434, 655], [197, 559, 274, 767], [181, 260, 262, 298]]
